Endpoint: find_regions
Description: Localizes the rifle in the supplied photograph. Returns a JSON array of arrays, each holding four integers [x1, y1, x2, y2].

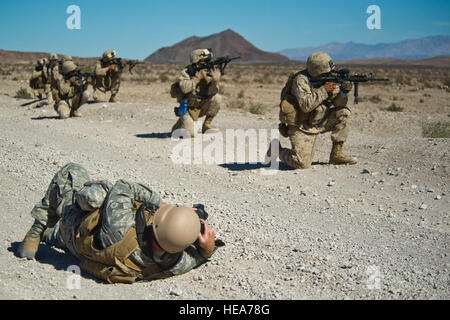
[[186, 56, 240, 77], [103, 58, 143, 75], [309, 69, 389, 104], [64, 70, 93, 109], [65, 70, 93, 88]]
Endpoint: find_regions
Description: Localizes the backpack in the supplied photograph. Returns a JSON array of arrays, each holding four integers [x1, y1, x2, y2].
[[279, 70, 307, 127]]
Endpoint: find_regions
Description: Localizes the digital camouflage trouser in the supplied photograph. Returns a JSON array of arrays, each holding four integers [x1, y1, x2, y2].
[[27, 163, 90, 239]]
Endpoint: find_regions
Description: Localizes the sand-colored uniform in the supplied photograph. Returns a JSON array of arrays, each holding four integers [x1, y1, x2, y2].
[[28, 62, 62, 109], [54, 72, 90, 118], [171, 68, 223, 136], [92, 59, 125, 102], [279, 70, 351, 169], [29, 65, 46, 99]]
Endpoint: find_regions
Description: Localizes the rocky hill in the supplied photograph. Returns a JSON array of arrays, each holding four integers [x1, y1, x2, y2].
[[145, 29, 291, 64]]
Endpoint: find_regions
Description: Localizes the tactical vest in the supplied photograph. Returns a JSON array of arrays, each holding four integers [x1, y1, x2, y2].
[[279, 70, 313, 127], [29, 72, 44, 90], [75, 201, 169, 284]]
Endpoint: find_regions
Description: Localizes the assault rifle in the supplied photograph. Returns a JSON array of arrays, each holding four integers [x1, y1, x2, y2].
[[186, 56, 240, 77], [64, 70, 93, 88], [64, 70, 93, 109], [193, 204, 209, 234], [309, 69, 389, 104], [103, 58, 143, 75]]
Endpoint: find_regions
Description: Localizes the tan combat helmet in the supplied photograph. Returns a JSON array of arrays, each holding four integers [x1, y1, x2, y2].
[[49, 53, 59, 61], [62, 54, 73, 62], [152, 205, 201, 253], [190, 48, 213, 64], [102, 50, 117, 62], [37, 58, 46, 66], [62, 61, 78, 75], [306, 52, 334, 77]]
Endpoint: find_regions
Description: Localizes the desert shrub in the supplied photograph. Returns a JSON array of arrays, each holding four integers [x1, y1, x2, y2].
[[228, 98, 246, 109], [369, 95, 382, 104], [159, 74, 169, 82], [383, 103, 404, 112], [422, 121, 450, 138], [14, 88, 32, 99], [249, 103, 267, 115], [237, 89, 244, 99]]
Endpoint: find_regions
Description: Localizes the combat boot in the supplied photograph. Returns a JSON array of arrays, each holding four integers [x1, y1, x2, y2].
[[17, 236, 40, 260], [202, 117, 216, 133], [17, 220, 45, 259], [109, 94, 117, 103], [329, 142, 357, 165], [57, 103, 71, 119]]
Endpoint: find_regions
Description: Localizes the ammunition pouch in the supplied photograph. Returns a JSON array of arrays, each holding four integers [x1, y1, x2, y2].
[[278, 123, 289, 138], [170, 82, 185, 101], [279, 93, 309, 127]]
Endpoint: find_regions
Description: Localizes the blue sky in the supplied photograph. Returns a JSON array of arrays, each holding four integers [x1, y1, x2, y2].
[[1, 0, 449, 59]]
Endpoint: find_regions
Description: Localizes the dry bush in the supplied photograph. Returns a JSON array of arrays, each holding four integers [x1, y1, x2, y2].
[[422, 121, 450, 138], [227, 98, 247, 110], [14, 88, 32, 99], [369, 95, 382, 104], [249, 103, 267, 115], [382, 103, 404, 112]]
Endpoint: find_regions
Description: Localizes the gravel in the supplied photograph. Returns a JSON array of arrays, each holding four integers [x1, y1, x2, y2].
[[0, 94, 449, 300]]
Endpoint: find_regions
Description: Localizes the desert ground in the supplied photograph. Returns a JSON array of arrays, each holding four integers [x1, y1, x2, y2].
[[0, 62, 449, 300]]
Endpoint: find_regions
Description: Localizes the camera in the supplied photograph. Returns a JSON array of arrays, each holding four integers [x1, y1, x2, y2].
[[193, 203, 208, 234]]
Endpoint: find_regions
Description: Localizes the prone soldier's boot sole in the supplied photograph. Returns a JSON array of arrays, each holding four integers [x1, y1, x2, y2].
[[17, 236, 40, 260]]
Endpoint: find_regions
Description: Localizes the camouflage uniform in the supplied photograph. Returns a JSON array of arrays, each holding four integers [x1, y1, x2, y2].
[[29, 59, 47, 99], [54, 61, 90, 119], [93, 50, 124, 102], [171, 49, 224, 137], [278, 52, 356, 169], [26, 163, 208, 282], [29, 54, 62, 110]]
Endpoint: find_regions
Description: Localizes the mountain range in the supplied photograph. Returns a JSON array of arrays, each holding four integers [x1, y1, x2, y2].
[[279, 36, 450, 61], [1, 31, 449, 67]]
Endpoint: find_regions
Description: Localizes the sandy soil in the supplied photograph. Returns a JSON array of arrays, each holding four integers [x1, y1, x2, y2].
[[0, 67, 449, 300]]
